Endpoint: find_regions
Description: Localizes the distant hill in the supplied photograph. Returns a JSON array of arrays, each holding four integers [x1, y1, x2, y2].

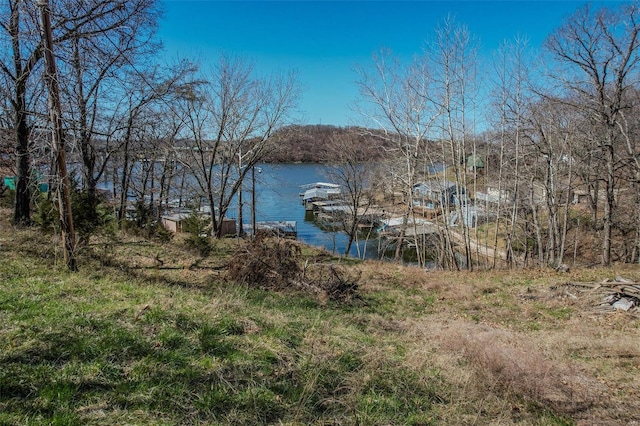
[[264, 124, 394, 163]]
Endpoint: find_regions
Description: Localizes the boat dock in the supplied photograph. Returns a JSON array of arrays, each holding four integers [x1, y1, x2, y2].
[[300, 182, 342, 211], [243, 221, 298, 238]]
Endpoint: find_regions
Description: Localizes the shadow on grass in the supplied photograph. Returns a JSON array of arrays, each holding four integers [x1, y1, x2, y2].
[[1, 303, 446, 424]]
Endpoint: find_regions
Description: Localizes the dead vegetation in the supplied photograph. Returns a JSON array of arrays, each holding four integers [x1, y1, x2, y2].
[[227, 232, 303, 288], [354, 262, 640, 424], [445, 324, 601, 416], [554, 276, 640, 316], [3, 211, 639, 424], [227, 233, 361, 304]]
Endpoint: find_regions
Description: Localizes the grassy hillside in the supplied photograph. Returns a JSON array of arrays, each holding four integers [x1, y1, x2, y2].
[[0, 210, 639, 425]]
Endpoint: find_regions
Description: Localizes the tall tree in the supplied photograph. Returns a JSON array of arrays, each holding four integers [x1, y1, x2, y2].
[[179, 55, 299, 237], [545, 3, 640, 265], [0, 0, 160, 225], [520, 98, 576, 266], [355, 49, 441, 267], [56, 0, 159, 217], [1, 0, 41, 224], [617, 88, 640, 262], [112, 65, 191, 227], [431, 17, 480, 270], [37, 0, 76, 270]]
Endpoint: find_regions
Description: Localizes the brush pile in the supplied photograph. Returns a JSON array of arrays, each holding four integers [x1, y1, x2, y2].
[[227, 233, 360, 303], [558, 276, 640, 316]]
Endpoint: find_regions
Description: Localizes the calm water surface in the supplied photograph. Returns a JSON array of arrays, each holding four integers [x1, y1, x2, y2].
[[101, 162, 380, 258], [242, 163, 379, 258]]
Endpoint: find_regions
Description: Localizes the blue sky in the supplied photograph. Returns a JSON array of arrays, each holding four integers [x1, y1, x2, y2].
[[158, 1, 623, 126]]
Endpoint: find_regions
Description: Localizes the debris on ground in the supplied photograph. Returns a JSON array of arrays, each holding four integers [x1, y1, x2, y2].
[[555, 276, 640, 316], [227, 232, 302, 289], [227, 233, 361, 304]]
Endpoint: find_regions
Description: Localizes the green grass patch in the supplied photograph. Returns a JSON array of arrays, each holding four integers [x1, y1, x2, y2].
[[1, 213, 630, 424]]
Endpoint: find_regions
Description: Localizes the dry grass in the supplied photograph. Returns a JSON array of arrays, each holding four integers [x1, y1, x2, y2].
[[354, 262, 640, 424], [446, 324, 600, 417], [86, 237, 640, 423], [2, 208, 640, 424]]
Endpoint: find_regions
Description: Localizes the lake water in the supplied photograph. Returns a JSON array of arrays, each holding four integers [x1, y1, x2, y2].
[[100, 162, 381, 258], [237, 163, 379, 259]]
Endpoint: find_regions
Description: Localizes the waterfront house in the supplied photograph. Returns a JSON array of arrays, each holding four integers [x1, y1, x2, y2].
[[161, 211, 236, 236], [413, 180, 468, 208], [475, 186, 512, 207]]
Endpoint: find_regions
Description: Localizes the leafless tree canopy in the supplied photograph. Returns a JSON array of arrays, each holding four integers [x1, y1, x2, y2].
[[2, 1, 640, 270], [356, 5, 640, 268]]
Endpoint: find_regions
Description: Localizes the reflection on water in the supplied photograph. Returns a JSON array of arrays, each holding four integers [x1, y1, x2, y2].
[[241, 163, 379, 259], [99, 162, 380, 259]]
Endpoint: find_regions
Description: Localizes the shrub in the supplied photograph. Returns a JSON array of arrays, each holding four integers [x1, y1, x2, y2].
[[185, 234, 213, 256], [183, 210, 212, 256], [33, 193, 58, 232], [71, 189, 116, 241], [32, 174, 117, 243], [0, 183, 13, 208]]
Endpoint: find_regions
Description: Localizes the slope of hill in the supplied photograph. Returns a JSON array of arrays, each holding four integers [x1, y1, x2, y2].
[[265, 124, 393, 163], [0, 210, 639, 424]]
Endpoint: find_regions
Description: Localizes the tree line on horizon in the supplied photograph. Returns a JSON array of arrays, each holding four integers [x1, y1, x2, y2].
[[1, 0, 639, 270], [262, 125, 392, 163]]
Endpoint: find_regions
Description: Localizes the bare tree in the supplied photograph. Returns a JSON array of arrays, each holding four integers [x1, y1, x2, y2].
[[431, 17, 480, 270], [0, 0, 159, 225], [519, 98, 577, 266], [37, 0, 76, 270], [355, 49, 441, 267], [110, 66, 191, 227], [617, 89, 640, 262], [1, 0, 41, 225], [487, 43, 514, 268], [545, 3, 640, 266], [179, 55, 299, 237], [55, 0, 160, 217], [325, 130, 382, 257], [149, 110, 186, 221], [485, 37, 537, 268]]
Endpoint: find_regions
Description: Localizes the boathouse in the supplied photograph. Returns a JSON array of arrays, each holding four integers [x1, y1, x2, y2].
[[300, 182, 342, 210]]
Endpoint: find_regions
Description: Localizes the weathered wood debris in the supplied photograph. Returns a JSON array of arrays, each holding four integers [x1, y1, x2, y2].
[[559, 276, 640, 316]]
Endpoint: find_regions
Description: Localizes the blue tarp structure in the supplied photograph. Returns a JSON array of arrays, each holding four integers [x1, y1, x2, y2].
[[3, 176, 15, 190], [3, 176, 48, 192]]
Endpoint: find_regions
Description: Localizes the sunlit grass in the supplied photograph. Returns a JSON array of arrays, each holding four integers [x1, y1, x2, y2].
[[1, 208, 639, 424], [0, 239, 442, 424]]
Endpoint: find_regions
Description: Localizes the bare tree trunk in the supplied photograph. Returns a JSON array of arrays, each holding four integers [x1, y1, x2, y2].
[[13, 87, 31, 226], [530, 180, 544, 265], [558, 153, 573, 265], [635, 186, 640, 263], [117, 111, 135, 227], [38, 0, 77, 271], [10, 4, 34, 226], [603, 142, 615, 266], [157, 153, 177, 221], [492, 70, 508, 269], [506, 126, 521, 268]]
